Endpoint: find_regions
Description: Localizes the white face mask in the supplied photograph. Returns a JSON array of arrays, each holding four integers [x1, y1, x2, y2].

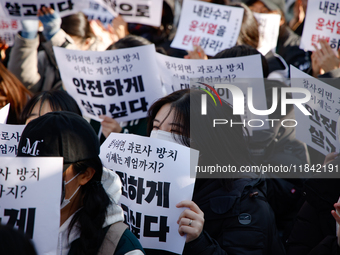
[[150, 130, 186, 145], [61, 173, 80, 210]]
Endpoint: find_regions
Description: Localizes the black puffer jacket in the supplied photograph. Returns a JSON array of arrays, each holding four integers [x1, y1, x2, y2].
[[286, 158, 340, 255], [183, 177, 286, 255]]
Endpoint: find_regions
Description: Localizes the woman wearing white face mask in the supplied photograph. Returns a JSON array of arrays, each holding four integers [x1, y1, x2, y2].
[[17, 111, 145, 255], [145, 89, 285, 255]]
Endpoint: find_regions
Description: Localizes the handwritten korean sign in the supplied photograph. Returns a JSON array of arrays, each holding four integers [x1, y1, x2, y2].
[[171, 0, 244, 56], [0, 18, 21, 46], [99, 133, 199, 254], [0, 0, 90, 19], [300, 0, 340, 52], [291, 66, 340, 155], [0, 157, 62, 254], [53, 44, 164, 122]]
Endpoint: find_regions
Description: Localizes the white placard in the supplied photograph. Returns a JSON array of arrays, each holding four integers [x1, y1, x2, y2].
[[300, 0, 340, 52], [291, 66, 340, 155], [0, 103, 10, 124], [0, 157, 63, 255], [0, 18, 21, 46], [0, 0, 90, 19], [82, 1, 114, 26], [171, 0, 244, 56], [253, 12, 281, 55], [53, 45, 164, 122], [156, 53, 268, 131], [0, 124, 25, 156], [99, 133, 199, 254], [94, 0, 163, 27]]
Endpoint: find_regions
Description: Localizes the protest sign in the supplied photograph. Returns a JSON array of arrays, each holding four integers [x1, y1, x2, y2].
[[156, 53, 269, 132], [94, 0, 163, 27], [0, 124, 25, 156], [291, 66, 340, 155], [0, 18, 21, 46], [82, 1, 114, 26], [53, 44, 164, 122], [253, 12, 280, 55], [0, 157, 62, 254], [0, 103, 10, 124], [99, 133, 199, 254], [171, 0, 244, 56], [0, 0, 90, 19], [300, 0, 340, 52]]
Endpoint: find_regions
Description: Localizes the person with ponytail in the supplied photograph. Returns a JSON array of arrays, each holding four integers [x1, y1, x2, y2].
[[17, 111, 145, 255]]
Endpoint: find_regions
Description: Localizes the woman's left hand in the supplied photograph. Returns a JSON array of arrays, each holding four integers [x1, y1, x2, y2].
[[176, 200, 204, 243]]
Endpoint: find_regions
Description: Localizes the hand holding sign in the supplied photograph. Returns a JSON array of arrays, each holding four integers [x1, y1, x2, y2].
[[312, 39, 340, 77], [176, 200, 204, 243]]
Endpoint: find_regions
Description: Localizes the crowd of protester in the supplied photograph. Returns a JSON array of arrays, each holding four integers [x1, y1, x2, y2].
[[1, 0, 340, 254]]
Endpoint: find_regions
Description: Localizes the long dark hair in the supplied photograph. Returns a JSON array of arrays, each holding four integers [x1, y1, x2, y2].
[[20, 90, 81, 123], [147, 89, 190, 146], [147, 89, 254, 188], [69, 156, 111, 255]]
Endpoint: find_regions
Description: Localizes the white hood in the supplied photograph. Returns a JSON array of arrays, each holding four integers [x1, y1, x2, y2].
[[101, 167, 124, 226]]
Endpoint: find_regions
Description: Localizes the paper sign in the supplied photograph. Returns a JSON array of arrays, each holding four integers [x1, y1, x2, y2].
[[94, 0, 163, 27], [171, 0, 244, 56], [82, 1, 114, 26], [300, 0, 340, 52], [0, 124, 25, 156], [291, 66, 340, 155], [53, 44, 164, 122], [0, 18, 21, 46], [156, 53, 268, 131], [99, 133, 199, 254], [0, 103, 10, 124], [0, 0, 90, 19], [0, 157, 63, 255], [253, 12, 281, 55]]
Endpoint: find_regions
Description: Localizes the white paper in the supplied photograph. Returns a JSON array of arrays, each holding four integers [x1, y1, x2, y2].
[[156, 53, 269, 131], [53, 44, 164, 122], [300, 0, 340, 52], [100, 133, 199, 254], [82, 1, 114, 26], [0, 0, 90, 19], [93, 0, 163, 27], [253, 12, 281, 55], [0, 103, 10, 124], [171, 0, 244, 56], [0, 124, 25, 157], [0, 18, 21, 46], [291, 66, 340, 155], [0, 157, 63, 255]]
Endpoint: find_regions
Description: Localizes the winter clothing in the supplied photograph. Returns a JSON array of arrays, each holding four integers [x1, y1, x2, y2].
[[286, 158, 340, 255], [8, 29, 104, 93], [182, 177, 286, 255], [57, 168, 145, 255]]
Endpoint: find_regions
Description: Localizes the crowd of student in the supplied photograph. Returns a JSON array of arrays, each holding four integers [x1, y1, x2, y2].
[[1, 0, 340, 254]]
